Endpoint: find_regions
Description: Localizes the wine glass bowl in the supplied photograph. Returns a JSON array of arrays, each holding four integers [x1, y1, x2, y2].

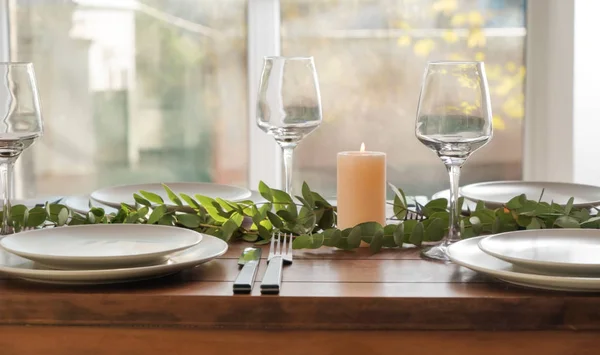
[[257, 56, 322, 193], [0, 63, 44, 234], [415, 61, 492, 261]]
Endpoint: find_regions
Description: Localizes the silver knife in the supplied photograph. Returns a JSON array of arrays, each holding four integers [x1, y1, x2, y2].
[[233, 247, 261, 293]]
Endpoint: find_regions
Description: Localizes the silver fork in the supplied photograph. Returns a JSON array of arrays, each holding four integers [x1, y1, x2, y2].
[[260, 232, 293, 294]]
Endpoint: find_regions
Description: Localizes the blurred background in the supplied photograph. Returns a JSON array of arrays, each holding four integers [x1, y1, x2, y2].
[[8, 0, 525, 198]]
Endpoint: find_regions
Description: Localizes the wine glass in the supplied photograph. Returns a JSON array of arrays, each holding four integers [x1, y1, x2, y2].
[[257, 56, 322, 194], [415, 61, 492, 261], [0, 63, 44, 235]]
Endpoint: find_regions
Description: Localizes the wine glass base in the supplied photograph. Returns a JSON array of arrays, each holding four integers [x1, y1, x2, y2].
[[420, 244, 451, 262]]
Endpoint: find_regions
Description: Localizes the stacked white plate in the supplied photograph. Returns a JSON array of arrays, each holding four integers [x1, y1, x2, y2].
[[433, 180, 600, 213], [448, 229, 600, 292], [0, 224, 228, 285]]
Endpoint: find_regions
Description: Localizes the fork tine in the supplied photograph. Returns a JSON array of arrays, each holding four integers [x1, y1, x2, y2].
[[278, 231, 283, 255], [287, 233, 293, 260], [281, 232, 287, 256]]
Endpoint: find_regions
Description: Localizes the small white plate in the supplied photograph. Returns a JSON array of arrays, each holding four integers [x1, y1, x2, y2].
[[459, 181, 600, 208], [0, 234, 227, 285], [478, 229, 600, 275], [62, 195, 118, 215], [90, 182, 252, 211], [0, 224, 202, 269], [447, 236, 600, 292]]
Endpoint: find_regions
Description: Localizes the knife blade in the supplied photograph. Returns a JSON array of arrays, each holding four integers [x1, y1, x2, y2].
[[233, 247, 261, 293]]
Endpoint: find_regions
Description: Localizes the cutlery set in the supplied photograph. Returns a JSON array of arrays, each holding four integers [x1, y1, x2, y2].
[[233, 232, 293, 294]]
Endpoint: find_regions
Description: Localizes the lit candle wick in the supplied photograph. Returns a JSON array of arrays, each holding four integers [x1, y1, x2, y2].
[[360, 142, 365, 152]]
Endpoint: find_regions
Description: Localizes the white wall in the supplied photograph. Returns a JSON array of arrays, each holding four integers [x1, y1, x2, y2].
[[573, 0, 600, 185]]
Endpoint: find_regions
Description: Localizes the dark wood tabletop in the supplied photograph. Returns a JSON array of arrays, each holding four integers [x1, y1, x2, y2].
[[1, 241, 599, 334]]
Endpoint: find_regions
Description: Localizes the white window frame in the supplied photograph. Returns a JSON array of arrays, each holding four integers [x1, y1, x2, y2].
[[247, 0, 282, 190]]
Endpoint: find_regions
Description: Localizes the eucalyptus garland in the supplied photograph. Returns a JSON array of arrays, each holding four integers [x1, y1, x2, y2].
[[2, 181, 598, 253]]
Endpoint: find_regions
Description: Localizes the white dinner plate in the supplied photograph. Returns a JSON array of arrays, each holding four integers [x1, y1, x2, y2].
[[431, 189, 477, 213], [62, 195, 118, 215], [459, 181, 600, 208], [90, 182, 252, 210], [447, 236, 600, 292], [0, 234, 227, 284], [478, 229, 600, 275], [0, 224, 202, 270]]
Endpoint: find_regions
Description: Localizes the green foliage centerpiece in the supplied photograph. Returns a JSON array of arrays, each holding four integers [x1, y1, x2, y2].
[[3, 182, 598, 254]]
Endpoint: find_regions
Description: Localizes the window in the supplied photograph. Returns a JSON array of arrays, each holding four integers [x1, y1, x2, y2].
[[3, 0, 540, 199], [12, 0, 248, 198], [282, 0, 526, 198]]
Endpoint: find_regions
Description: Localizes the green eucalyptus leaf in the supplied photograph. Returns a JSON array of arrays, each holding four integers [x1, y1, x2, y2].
[[219, 218, 239, 242], [242, 234, 258, 242], [506, 195, 524, 209], [301, 182, 315, 207], [57, 207, 69, 226], [554, 216, 580, 229], [257, 225, 271, 240], [527, 217, 542, 229], [267, 211, 284, 229], [162, 184, 183, 206], [564, 197, 574, 215], [148, 205, 167, 224], [425, 218, 445, 242], [292, 234, 311, 249], [157, 214, 174, 226], [25, 207, 47, 227], [409, 222, 424, 246], [133, 193, 151, 207], [177, 213, 202, 228], [392, 195, 408, 220], [318, 209, 335, 230], [230, 212, 244, 227], [393, 223, 404, 247], [347, 226, 363, 248], [195, 195, 228, 223], [139, 190, 164, 205], [180, 193, 202, 210], [388, 183, 407, 208], [10, 205, 28, 225], [370, 229, 384, 253], [422, 198, 447, 216], [312, 191, 332, 207], [276, 210, 296, 223], [216, 198, 239, 213], [309, 233, 324, 249], [258, 181, 274, 202], [323, 228, 340, 247], [475, 200, 486, 211]]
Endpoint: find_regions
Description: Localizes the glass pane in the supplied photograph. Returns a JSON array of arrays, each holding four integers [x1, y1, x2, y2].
[[281, 0, 526, 198], [12, 0, 248, 198]]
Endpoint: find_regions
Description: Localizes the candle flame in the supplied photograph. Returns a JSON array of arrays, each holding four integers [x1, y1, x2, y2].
[[360, 142, 365, 152]]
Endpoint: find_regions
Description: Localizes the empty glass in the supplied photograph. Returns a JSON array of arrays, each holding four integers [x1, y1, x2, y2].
[[415, 61, 493, 261], [0, 63, 44, 234], [256, 56, 322, 194]]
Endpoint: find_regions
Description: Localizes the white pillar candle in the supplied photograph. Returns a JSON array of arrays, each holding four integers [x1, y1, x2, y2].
[[336, 143, 386, 233]]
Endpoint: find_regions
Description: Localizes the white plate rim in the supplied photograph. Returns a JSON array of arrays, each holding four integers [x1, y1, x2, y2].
[[447, 236, 600, 290], [0, 224, 202, 263], [0, 234, 228, 281], [90, 182, 252, 208], [459, 180, 600, 208], [478, 228, 600, 271]]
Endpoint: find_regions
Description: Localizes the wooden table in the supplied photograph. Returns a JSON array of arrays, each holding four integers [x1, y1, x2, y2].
[[1, 242, 599, 355]]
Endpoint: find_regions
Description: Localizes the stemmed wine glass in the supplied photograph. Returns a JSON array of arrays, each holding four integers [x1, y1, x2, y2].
[[256, 56, 322, 194], [0, 63, 44, 235], [415, 61, 492, 261]]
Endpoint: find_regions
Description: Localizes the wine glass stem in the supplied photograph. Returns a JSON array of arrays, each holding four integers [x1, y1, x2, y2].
[[446, 164, 461, 245], [282, 146, 294, 195], [0, 158, 15, 235]]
